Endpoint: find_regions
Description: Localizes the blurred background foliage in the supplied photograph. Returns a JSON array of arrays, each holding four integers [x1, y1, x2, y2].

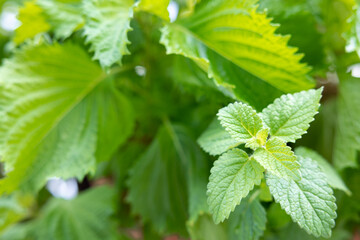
[[0, 0, 358, 239]]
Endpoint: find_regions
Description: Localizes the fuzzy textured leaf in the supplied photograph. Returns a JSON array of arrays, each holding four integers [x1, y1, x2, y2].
[[260, 88, 322, 143], [295, 147, 350, 195], [218, 102, 264, 147], [207, 148, 264, 223], [266, 156, 337, 238], [253, 137, 300, 180], [83, 0, 134, 68], [228, 197, 267, 240], [197, 118, 239, 156], [0, 43, 133, 194]]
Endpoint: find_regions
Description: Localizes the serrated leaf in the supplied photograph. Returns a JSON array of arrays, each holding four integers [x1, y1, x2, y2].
[[28, 186, 117, 240], [260, 88, 322, 143], [206, 50, 284, 110], [83, 0, 134, 68], [334, 73, 360, 169], [160, 0, 313, 109], [127, 124, 208, 235], [14, 1, 50, 44], [0, 43, 133, 194], [189, 196, 267, 240], [253, 137, 300, 180], [197, 118, 239, 156], [137, 0, 170, 21], [217, 102, 264, 147], [228, 197, 267, 240], [207, 148, 264, 223], [258, 0, 325, 68], [266, 156, 337, 238], [295, 147, 351, 195], [37, 0, 84, 39]]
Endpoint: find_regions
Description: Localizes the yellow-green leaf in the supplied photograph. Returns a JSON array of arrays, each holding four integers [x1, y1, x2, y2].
[[253, 137, 300, 180], [14, 1, 50, 44], [137, 0, 170, 21], [0, 43, 134, 194], [160, 0, 313, 109]]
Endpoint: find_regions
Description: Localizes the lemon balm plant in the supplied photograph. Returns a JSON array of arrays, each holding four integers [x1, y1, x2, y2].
[[202, 88, 338, 238], [0, 0, 358, 239]]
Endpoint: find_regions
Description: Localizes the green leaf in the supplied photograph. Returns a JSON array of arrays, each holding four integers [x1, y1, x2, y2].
[[137, 0, 170, 21], [228, 197, 267, 240], [127, 124, 208, 235], [253, 137, 300, 180], [266, 156, 337, 238], [188, 214, 228, 240], [14, 1, 50, 44], [344, 5, 360, 58], [172, 56, 228, 100], [334, 73, 360, 169], [160, 0, 313, 109], [188, 132, 209, 223], [93, 80, 134, 163], [276, 222, 317, 240], [259, 180, 272, 202], [245, 128, 269, 150], [0, 187, 118, 240], [104, 142, 146, 190], [0, 223, 29, 240], [28, 186, 118, 240], [207, 148, 264, 223], [197, 118, 239, 156], [190, 196, 267, 240], [205, 50, 284, 110], [295, 147, 351, 195], [258, 0, 325, 68], [83, 0, 134, 68], [0, 193, 34, 232], [217, 102, 265, 149], [37, 0, 84, 39], [260, 88, 322, 143], [267, 203, 291, 230], [0, 43, 133, 194]]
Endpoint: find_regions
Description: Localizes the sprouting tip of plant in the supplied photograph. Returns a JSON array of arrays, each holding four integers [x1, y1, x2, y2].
[[203, 88, 339, 238]]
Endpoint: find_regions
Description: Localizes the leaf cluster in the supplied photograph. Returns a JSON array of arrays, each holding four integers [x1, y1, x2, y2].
[[0, 0, 358, 239]]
